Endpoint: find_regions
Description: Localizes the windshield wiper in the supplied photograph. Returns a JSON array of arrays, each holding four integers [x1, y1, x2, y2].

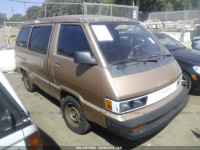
[[110, 53, 171, 66], [110, 58, 138, 66], [111, 57, 159, 66], [134, 53, 172, 64], [146, 54, 172, 59], [135, 58, 158, 64]]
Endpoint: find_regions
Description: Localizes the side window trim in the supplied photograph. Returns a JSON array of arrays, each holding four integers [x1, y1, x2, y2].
[[26, 26, 33, 50], [56, 23, 93, 58], [16, 26, 32, 48], [28, 24, 53, 55]]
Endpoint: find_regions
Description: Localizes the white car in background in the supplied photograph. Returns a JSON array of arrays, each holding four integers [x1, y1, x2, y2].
[[0, 71, 42, 149], [144, 19, 164, 29], [162, 21, 176, 29]]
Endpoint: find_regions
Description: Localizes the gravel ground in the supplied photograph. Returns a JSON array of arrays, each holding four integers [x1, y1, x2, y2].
[[3, 72, 200, 149]]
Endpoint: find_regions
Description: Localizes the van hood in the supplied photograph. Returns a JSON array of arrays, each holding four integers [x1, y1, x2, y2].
[[110, 59, 181, 99]]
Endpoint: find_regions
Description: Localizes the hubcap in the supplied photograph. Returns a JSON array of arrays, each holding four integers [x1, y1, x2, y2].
[[65, 104, 81, 127], [182, 74, 189, 89]]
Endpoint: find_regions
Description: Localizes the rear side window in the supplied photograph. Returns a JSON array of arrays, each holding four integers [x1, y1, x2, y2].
[[16, 27, 31, 48], [57, 25, 92, 57], [29, 26, 52, 55]]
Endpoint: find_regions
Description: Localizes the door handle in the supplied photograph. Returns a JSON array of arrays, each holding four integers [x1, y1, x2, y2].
[[54, 60, 61, 66], [41, 58, 45, 67]]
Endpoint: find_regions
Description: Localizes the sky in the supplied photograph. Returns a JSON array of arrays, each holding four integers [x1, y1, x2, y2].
[[0, 0, 45, 18]]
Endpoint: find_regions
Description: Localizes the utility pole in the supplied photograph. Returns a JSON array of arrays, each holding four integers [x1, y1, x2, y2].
[[11, 7, 14, 16], [24, 2, 27, 12]]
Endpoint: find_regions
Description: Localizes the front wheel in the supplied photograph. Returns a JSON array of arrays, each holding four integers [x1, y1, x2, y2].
[[61, 96, 91, 134], [182, 72, 192, 90]]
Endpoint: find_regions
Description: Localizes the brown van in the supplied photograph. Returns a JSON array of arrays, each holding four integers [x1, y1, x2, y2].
[[15, 15, 189, 140]]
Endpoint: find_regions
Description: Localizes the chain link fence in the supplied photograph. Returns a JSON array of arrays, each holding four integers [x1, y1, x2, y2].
[[36, 2, 138, 19], [0, 1, 138, 49], [0, 22, 23, 50], [149, 10, 200, 21], [147, 10, 200, 42]]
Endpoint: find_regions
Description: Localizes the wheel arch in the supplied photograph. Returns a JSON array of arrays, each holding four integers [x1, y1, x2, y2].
[[60, 90, 82, 110]]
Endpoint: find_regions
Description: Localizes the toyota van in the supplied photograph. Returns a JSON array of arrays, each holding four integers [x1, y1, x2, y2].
[[15, 15, 189, 140]]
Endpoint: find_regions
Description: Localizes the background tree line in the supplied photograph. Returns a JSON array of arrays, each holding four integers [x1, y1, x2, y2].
[[0, 0, 200, 25]]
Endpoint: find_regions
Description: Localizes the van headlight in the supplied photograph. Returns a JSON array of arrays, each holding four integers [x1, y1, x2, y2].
[[193, 66, 200, 74], [120, 97, 147, 112], [105, 97, 147, 114]]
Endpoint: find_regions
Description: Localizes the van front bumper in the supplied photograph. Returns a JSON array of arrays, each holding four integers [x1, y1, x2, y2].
[[105, 87, 189, 140]]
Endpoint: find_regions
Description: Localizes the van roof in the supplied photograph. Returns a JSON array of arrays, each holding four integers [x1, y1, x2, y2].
[[22, 15, 137, 25]]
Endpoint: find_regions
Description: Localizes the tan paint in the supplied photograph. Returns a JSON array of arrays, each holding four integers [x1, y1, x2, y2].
[[113, 61, 182, 100], [15, 15, 183, 130]]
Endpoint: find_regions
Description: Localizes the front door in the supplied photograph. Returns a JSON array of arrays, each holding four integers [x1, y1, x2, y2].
[[49, 24, 101, 125]]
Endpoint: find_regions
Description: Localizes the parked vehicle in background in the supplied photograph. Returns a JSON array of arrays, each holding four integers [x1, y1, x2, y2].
[[154, 32, 200, 91], [190, 25, 200, 40], [192, 36, 200, 50], [0, 71, 42, 149], [15, 15, 189, 140], [175, 20, 196, 31], [193, 19, 200, 27], [162, 21, 176, 29], [144, 19, 164, 29]]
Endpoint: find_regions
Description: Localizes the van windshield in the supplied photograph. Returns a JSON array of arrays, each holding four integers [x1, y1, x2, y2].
[[90, 22, 168, 64]]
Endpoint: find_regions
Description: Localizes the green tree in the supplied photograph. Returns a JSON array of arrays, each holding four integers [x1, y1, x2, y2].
[[24, 0, 200, 19], [115, 0, 133, 5], [26, 6, 41, 20], [113, 0, 200, 11], [9, 14, 25, 22], [191, 0, 200, 9], [0, 13, 7, 25]]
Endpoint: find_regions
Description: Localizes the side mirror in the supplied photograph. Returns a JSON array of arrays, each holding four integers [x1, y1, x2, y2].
[[0, 109, 12, 128], [74, 52, 97, 65]]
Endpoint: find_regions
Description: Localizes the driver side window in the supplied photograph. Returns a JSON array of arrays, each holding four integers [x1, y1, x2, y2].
[[57, 25, 93, 58]]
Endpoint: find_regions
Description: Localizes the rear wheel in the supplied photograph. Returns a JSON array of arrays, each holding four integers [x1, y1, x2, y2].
[[22, 71, 36, 92], [182, 72, 192, 90], [61, 96, 91, 134]]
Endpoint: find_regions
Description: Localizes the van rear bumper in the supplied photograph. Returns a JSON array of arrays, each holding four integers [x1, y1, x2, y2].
[[105, 87, 189, 140]]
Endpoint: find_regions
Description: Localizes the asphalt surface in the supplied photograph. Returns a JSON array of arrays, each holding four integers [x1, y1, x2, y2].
[[4, 72, 200, 149]]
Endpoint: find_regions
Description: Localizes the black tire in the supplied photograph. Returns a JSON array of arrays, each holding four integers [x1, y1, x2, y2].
[[182, 72, 192, 90], [22, 71, 36, 92], [61, 96, 91, 134]]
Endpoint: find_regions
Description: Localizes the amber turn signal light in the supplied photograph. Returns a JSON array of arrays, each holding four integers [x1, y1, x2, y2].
[[26, 132, 42, 150], [191, 75, 197, 80], [106, 99, 112, 111]]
